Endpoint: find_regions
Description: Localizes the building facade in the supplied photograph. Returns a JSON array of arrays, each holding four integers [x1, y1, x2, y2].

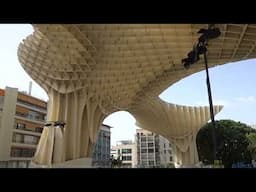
[[92, 124, 111, 168], [111, 140, 137, 168], [0, 87, 47, 168], [136, 129, 173, 168]]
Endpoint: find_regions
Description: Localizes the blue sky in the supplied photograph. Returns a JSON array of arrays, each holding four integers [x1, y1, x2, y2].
[[0, 24, 48, 100], [159, 61, 256, 124], [1, 24, 256, 146]]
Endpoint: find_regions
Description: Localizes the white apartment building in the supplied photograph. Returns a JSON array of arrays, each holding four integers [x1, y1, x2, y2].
[[136, 129, 173, 168]]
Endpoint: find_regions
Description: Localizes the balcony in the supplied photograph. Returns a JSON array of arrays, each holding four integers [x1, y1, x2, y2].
[[16, 100, 47, 114], [13, 128, 41, 137], [9, 157, 33, 161], [15, 113, 45, 125], [11, 142, 37, 149], [10, 148, 36, 158]]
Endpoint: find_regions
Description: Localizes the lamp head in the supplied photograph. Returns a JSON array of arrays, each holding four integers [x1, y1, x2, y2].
[[182, 58, 191, 69], [196, 42, 207, 54], [198, 27, 221, 43]]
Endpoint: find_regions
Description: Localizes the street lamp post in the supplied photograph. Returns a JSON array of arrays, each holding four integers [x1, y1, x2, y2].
[[182, 24, 221, 164], [203, 45, 217, 162]]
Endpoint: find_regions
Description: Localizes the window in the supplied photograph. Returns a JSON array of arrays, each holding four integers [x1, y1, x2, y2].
[[170, 156, 173, 162], [12, 133, 24, 143], [35, 127, 43, 133], [17, 161, 27, 168], [0, 161, 7, 168], [11, 148, 22, 157], [141, 149, 147, 153], [7, 161, 17, 168], [147, 137, 154, 142], [21, 149, 35, 157], [148, 143, 154, 147], [24, 135, 33, 144], [17, 99, 46, 111], [11, 148, 36, 157], [24, 135, 39, 145], [28, 114, 33, 119], [28, 111, 45, 121], [122, 149, 132, 154], [141, 154, 147, 159], [141, 143, 147, 147], [16, 123, 25, 130], [148, 149, 154, 153], [13, 134, 39, 145], [142, 160, 148, 165], [149, 161, 155, 165], [122, 156, 132, 161], [16, 111, 27, 118], [122, 163, 132, 168], [148, 153, 155, 159]]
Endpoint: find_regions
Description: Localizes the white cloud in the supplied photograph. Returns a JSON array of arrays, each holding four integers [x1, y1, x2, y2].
[[234, 96, 256, 103], [195, 100, 208, 106], [195, 99, 229, 106], [213, 99, 229, 106]]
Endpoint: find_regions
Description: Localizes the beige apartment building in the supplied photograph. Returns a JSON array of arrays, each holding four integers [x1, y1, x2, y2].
[[111, 140, 137, 168], [0, 87, 47, 168]]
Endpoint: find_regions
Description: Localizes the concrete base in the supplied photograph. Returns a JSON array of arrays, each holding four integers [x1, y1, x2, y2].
[[29, 161, 49, 168], [178, 164, 198, 168], [29, 158, 93, 168], [174, 163, 199, 168], [52, 158, 93, 168]]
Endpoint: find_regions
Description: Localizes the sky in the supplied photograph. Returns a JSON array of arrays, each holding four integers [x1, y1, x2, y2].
[[1, 24, 256, 146]]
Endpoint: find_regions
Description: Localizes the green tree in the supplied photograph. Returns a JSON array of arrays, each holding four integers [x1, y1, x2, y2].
[[110, 155, 123, 168], [246, 133, 256, 160], [196, 120, 255, 168]]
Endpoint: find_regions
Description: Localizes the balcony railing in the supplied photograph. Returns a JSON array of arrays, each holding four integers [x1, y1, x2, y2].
[[13, 128, 42, 136], [17, 99, 47, 112], [9, 157, 33, 161], [11, 142, 37, 149], [16, 102, 47, 115], [12, 138, 38, 145], [15, 113, 45, 124]]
